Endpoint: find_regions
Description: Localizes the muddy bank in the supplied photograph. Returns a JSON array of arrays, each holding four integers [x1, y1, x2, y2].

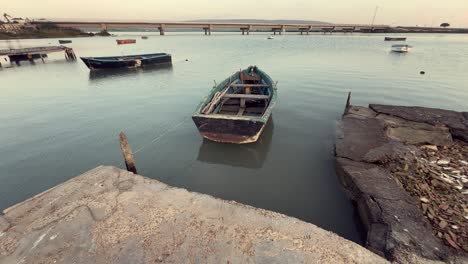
[[335, 98, 467, 263], [0, 166, 386, 264]]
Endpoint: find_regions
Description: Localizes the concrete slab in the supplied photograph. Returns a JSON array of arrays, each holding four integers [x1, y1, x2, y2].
[[0, 166, 387, 264]]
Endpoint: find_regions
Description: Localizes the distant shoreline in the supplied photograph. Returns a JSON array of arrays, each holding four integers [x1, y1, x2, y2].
[[1, 25, 468, 40]]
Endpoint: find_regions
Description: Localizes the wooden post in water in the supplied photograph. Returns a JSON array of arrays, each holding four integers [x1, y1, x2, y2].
[[344, 91, 352, 115], [119, 132, 137, 174]]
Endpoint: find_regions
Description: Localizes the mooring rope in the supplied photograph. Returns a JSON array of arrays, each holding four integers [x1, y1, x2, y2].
[[132, 116, 192, 155]]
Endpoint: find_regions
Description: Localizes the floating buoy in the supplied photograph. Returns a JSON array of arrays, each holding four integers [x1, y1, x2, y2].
[[420, 71, 425, 75], [185, 59, 189, 61]]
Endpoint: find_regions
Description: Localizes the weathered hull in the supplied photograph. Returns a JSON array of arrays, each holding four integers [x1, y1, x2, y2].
[[192, 116, 267, 144], [192, 66, 277, 144], [80, 54, 172, 70], [384, 37, 406, 41]]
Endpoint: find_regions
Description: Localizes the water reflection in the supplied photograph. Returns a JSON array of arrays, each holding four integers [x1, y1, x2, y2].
[[197, 117, 274, 169], [88, 64, 173, 81]]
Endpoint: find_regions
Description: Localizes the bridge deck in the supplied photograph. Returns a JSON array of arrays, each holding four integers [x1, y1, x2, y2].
[[32, 21, 390, 30]]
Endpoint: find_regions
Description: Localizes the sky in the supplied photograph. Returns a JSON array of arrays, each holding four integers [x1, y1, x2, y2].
[[3, 0, 468, 27]]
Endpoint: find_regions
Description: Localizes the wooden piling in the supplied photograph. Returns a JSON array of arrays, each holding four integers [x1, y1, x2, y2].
[[119, 132, 137, 174], [344, 91, 352, 115]]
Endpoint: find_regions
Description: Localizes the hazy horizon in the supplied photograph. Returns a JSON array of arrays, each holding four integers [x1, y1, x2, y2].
[[3, 0, 468, 27]]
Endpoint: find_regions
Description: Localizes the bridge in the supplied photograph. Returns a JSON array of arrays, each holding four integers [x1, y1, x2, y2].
[[31, 21, 391, 35]]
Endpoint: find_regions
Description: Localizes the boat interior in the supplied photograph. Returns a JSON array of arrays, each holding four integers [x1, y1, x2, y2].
[[201, 68, 272, 117]]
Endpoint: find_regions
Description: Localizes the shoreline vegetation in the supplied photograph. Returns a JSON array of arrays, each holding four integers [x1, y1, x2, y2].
[[0, 23, 110, 40]]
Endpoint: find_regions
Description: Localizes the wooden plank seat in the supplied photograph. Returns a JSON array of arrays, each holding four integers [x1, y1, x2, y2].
[[222, 94, 270, 100]]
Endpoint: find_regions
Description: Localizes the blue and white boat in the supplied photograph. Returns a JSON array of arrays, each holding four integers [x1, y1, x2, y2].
[[391, 44, 413, 53], [80, 53, 172, 70]]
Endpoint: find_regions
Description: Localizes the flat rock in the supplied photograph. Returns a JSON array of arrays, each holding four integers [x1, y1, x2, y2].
[[370, 104, 468, 142], [386, 126, 452, 146], [346, 106, 378, 119], [0, 166, 387, 264], [376, 114, 453, 146], [336, 115, 419, 163], [336, 116, 388, 161]]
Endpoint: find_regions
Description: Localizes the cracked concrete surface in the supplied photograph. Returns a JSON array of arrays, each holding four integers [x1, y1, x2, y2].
[[0, 166, 387, 264]]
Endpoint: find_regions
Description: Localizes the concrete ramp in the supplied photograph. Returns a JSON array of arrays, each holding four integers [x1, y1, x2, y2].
[[0, 166, 386, 264]]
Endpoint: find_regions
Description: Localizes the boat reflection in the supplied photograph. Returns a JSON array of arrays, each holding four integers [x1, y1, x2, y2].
[[196, 117, 274, 169], [88, 64, 173, 81]]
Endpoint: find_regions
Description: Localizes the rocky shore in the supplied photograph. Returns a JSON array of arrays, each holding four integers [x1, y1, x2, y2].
[[335, 97, 467, 263]]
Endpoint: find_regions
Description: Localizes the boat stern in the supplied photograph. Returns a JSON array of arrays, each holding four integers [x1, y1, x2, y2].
[[192, 115, 266, 144]]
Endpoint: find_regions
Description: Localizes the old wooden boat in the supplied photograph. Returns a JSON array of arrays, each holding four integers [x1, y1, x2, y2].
[[385, 37, 407, 41], [391, 44, 413, 53], [116, 39, 136, 45], [58, 40, 72, 44], [192, 66, 277, 144], [80, 53, 172, 70]]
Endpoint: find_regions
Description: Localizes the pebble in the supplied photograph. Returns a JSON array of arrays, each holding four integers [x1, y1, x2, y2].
[[439, 220, 448, 229], [421, 145, 438, 151], [437, 159, 451, 165], [420, 197, 430, 203]]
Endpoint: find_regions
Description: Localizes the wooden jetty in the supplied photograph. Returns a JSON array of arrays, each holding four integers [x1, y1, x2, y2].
[[0, 46, 76, 67]]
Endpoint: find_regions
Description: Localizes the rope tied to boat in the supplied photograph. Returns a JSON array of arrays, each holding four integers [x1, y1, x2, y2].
[[132, 115, 192, 155]]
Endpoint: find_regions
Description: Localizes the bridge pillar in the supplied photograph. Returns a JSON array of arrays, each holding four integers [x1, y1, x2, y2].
[[280, 25, 285, 35], [158, 24, 165, 35], [240, 27, 250, 35], [100, 24, 107, 31], [203, 26, 212, 35]]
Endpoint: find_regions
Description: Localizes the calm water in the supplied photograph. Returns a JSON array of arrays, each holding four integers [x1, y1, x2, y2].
[[1, 33, 467, 244]]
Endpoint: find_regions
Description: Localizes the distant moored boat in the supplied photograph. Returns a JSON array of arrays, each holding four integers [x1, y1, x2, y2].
[[391, 44, 413, 53], [59, 40, 72, 44], [80, 53, 172, 70], [141, 36, 148, 39], [192, 66, 277, 144], [116, 39, 136, 45], [385, 37, 407, 41]]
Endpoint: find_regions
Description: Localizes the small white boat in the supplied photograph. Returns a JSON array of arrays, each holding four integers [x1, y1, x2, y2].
[[391, 44, 413, 53], [267, 36, 274, 39]]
